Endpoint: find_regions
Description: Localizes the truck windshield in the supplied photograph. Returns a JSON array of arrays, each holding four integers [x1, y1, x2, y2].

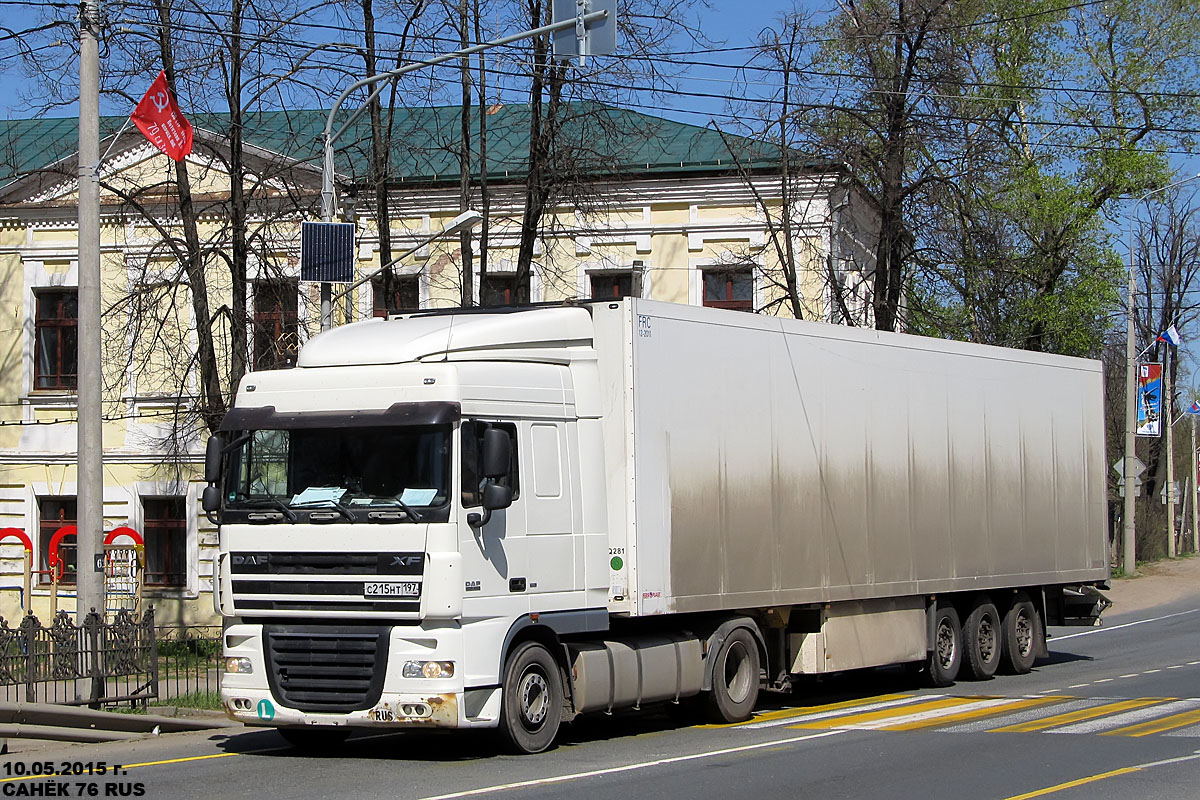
[[224, 425, 451, 518]]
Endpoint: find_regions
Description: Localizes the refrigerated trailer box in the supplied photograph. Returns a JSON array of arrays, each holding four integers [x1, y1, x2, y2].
[[208, 298, 1109, 753]]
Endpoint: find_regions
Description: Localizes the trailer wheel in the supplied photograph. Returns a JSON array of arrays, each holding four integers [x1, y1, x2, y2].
[[1001, 594, 1041, 674], [925, 604, 962, 687], [498, 641, 563, 754], [962, 599, 1001, 680], [702, 627, 760, 723], [278, 727, 350, 750]]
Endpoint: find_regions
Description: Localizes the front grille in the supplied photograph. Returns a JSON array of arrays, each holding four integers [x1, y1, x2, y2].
[[245, 599, 420, 613], [230, 552, 424, 618], [231, 552, 423, 575], [264, 626, 389, 713]]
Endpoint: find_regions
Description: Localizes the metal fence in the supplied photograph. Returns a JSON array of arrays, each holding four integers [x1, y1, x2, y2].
[[0, 607, 223, 708]]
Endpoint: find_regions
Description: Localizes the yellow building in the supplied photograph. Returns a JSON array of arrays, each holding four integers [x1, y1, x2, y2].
[[0, 105, 878, 624]]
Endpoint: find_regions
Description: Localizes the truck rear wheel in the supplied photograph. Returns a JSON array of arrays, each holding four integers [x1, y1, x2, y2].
[[962, 599, 1001, 680], [1001, 594, 1041, 674], [499, 641, 564, 755], [925, 603, 962, 687], [702, 627, 760, 723]]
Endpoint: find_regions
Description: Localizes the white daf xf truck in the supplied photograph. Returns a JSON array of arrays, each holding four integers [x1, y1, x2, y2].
[[203, 298, 1109, 753]]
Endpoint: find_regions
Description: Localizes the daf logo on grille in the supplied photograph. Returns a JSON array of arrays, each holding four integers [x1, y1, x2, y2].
[[390, 556, 421, 567], [232, 554, 269, 566]]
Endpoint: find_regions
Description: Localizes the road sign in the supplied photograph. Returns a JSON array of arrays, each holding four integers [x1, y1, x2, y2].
[[1112, 457, 1147, 479], [552, 0, 617, 59], [1161, 480, 1181, 505], [1118, 478, 1142, 498]]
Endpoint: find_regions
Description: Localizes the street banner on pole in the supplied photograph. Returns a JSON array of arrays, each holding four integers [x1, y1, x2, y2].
[[131, 70, 194, 161], [1137, 362, 1163, 437]]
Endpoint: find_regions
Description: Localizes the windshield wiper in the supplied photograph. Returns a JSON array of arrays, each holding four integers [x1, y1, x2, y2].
[[369, 497, 426, 522], [243, 496, 297, 522], [292, 499, 359, 522]]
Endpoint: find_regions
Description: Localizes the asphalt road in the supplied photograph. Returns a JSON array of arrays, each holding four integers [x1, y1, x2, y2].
[[5, 594, 1200, 800]]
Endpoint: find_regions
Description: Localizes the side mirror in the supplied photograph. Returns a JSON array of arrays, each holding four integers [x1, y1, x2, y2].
[[204, 434, 226, 484], [469, 481, 513, 529], [481, 427, 511, 479], [202, 485, 222, 513], [482, 483, 512, 511]]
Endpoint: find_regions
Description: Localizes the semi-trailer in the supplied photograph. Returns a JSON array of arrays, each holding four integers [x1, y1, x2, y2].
[[205, 298, 1109, 753]]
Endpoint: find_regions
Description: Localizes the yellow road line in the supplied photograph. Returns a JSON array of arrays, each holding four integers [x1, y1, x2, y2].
[[1101, 707, 1200, 738], [999, 767, 1141, 800], [988, 698, 1167, 733], [701, 693, 913, 729], [789, 696, 980, 729], [0, 752, 239, 783], [881, 696, 1067, 732]]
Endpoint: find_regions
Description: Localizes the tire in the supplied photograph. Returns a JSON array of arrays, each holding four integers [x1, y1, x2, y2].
[[498, 641, 564, 755], [701, 627, 761, 723], [961, 598, 1002, 681], [924, 603, 962, 688], [277, 727, 350, 750], [1001, 594, 1041, 674]]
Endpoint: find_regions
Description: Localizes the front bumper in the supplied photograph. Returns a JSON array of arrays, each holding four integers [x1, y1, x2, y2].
[[221, 622, 501, 729]]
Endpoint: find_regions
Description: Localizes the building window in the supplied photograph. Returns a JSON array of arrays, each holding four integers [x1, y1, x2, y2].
[[39, 497, 76, 584], [372, 273, 420, 317], [34, 289, 78, 390], [481, 273, 517, 306], [253, 279, 298, 370], [703, 268, 754, 312], [589, 271, 640, 300], [143, 497, 187, 588]]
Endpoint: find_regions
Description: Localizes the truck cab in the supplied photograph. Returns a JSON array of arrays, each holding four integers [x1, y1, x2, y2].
[[208, 306, 615, 752]]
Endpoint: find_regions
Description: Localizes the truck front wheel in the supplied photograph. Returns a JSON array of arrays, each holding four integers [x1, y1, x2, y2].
[[702, 627, 760, 723], [499, 641, 564, 754]]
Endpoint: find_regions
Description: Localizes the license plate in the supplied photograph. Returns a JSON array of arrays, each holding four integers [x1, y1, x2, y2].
[[364, 581, 420, 598]]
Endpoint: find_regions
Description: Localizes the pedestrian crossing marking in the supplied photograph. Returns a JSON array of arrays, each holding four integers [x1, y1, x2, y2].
[[788, 696, 980, 730], [718, 691, 1200, 738], [987, 698, 1167, 733], [1100, 705, 1200, 738], [881, 695, 1066, 731], [710, 693, 919, 730]]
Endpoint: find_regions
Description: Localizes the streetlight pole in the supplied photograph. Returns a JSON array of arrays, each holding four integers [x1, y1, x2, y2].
[[76, 0, 105, 629], [317, 6, 612, 330], [1124, 171, 1200, 575]]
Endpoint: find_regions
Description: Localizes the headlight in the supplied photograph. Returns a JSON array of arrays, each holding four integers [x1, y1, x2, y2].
[[402, 660, 454, 679], [224, 657, 253, 674]]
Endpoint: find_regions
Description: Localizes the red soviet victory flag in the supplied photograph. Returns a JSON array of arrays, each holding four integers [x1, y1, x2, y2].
[[130, 70, 193, 161]]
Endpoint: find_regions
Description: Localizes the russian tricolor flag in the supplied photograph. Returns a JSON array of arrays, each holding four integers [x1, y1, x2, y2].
[[1158, 325, 1182, 346]]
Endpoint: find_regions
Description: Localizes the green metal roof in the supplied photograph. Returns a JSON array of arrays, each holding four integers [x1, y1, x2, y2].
[[0, 102, 781, 189]]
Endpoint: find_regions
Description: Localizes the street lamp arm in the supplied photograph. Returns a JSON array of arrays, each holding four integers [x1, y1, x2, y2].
[[331, 210, 483, 307], [322, 9, 609, 147]]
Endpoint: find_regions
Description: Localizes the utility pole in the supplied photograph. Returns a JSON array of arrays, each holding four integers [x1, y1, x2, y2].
[[1124, 172, 1200, 576], [1165, 344, 1176, 558], [1191, 417, 1198, 553], [76, 0, 105, 630]]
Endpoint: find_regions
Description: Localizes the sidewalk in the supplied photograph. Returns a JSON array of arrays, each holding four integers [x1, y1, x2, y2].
[[1103, 555, 1200, 615]]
